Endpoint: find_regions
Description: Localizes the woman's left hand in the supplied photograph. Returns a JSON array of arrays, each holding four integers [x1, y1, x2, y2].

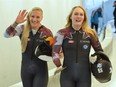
[[54, 66, 66, 75]]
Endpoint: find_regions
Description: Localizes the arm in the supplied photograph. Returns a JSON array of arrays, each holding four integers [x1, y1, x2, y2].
[[4, 25, 24, 38], [4, 10, 28, 38], [90, 31, 103, 52], [52, 32, 64, 67]]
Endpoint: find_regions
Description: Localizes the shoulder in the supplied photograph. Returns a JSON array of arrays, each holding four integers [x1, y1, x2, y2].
[[40, 25, 53, 36], [40, 25, 51, 31], [57, 27, 70, 35]]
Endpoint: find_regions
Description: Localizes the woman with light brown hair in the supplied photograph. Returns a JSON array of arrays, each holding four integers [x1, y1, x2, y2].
[[52, 6, 103, 87], [4, 7, 53, 87]]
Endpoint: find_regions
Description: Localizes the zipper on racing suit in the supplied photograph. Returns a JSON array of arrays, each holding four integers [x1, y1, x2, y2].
[[75, 31, 79, 63]]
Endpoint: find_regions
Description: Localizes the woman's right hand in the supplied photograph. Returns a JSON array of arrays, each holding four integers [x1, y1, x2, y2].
[[15, 10, 28, 24]]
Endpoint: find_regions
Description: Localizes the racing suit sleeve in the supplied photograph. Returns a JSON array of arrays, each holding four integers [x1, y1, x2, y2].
[[90, 34, 103, 52], [4, 23, 23, 38], [52, 31, 64, 67]]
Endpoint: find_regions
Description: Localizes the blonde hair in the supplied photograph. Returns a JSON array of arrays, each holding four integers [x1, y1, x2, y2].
[[21, 7, 43, 53], [65, 6, 98, 41]]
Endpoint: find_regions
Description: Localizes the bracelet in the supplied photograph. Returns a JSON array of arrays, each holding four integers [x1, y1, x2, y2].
[[11, 21, 18, 28]]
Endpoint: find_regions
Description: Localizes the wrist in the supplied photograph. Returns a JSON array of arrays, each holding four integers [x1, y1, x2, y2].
[[11, 21, 18, 28]]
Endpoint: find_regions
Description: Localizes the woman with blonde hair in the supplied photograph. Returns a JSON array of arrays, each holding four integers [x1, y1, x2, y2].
[[4, 7, 53, 87], [52, 6, 103, 87]]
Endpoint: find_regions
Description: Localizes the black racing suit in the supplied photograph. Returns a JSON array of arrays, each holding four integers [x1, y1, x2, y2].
[[4, 25, 53, 87], [52, 27, 103, 87]]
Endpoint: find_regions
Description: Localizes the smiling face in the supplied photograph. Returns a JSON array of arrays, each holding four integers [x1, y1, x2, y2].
[[70, 7, 84, 30], [29, 10, 43, 30]]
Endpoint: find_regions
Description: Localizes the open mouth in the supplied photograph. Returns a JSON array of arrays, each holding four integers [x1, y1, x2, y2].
[[75, 19, 81, 22]]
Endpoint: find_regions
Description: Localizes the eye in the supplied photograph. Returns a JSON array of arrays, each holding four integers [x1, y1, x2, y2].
[[37, 16, 40, 18], [31, 15, 34, 18], [74, 12, 83, 16], [74, 13, 78, 15], [80, 13, 84, 16]]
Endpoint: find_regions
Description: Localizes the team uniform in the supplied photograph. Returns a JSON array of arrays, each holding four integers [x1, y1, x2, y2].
[[52, 27, 103, 87], [4, 25, 53, 87]]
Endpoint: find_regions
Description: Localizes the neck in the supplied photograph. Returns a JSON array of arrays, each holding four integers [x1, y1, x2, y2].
[[32, 24, 41, 31], [72, 25, 81, 31]]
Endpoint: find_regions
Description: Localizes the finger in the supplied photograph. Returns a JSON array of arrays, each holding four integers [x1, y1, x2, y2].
[[54, 69, 61, 75], [23, 11, 28, 17], [21, 10, 27, 15], [62, 67, 67, 70], [18, 10, 21, 15], [54, 67, 66, 75], [20, 10, 27, 17], [54, 70, 58, 75]]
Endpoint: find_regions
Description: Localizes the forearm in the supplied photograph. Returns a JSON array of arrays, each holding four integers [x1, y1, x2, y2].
[[52, 45, 62, 67], [52, 32, 64, 67], [4, 22, 24, 38], [6, 22, 18, 34], [91, 39, 103, 52]]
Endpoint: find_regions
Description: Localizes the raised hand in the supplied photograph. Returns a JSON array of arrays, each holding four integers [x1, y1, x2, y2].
[[15, 10, 28, 24]]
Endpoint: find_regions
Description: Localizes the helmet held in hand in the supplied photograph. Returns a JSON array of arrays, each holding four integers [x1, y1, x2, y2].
[[91, 51, 112, 83]]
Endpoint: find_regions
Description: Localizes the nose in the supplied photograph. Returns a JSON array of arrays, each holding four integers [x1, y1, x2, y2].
[[33, 17, 37, 21]]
